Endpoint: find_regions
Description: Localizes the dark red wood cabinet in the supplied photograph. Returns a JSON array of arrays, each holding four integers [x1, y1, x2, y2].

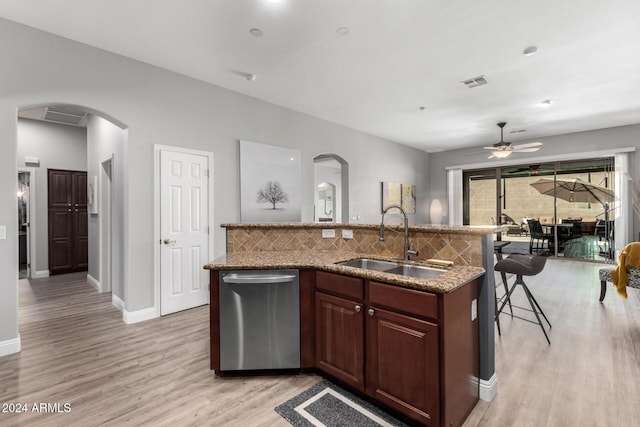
[[314, 272, 479, 427], [48, 169, 88, 275], [315, 291, 365, 390]]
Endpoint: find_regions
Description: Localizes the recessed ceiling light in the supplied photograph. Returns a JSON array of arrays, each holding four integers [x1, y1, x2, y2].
[[336, 27, 350, 36], [265, 0, 281, 3], [418, 106, 427, 111], [541, 99, 553, 106], [523, 46, 538, 56], [249, 28, 264, 37]]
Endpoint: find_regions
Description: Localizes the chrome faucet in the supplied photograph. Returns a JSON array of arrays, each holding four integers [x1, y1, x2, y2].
[[379, 204, 418, 260]]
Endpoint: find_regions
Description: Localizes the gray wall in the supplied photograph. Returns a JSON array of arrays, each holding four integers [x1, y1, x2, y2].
[[87, 115, 125, 299], [0, 18, 430, 345], [428, 125, 639, 231], [16, 118, 87, 274]]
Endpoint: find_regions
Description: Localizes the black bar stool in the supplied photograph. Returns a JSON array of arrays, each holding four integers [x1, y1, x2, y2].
[[493, 241, 513, 336], [494, 251, 552, 344]]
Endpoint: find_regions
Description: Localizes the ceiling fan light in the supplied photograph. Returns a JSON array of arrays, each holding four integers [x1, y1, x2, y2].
[[492, 150, 512, 159]]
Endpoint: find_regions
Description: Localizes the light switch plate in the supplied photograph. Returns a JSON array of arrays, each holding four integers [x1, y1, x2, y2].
[[322, 229, 336, 238], [471, 299, 477, 321], [0, 225, 6, 240], [342, 229, 354, 239]]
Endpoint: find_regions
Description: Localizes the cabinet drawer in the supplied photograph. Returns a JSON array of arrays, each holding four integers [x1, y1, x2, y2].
[[316, 271, 364, 300], [368, 281, 438, 320]]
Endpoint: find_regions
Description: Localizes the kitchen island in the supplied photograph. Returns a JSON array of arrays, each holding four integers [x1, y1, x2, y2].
[[205, 223, 503, 426]]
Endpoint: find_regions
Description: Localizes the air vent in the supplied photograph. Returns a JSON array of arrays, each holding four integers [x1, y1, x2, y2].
[[461, 75, 488, 88], [43, 106, 88, 126]]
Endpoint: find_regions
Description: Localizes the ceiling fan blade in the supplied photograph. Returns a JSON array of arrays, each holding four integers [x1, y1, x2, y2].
[[512, 141, 543, 149], [483, 146, 498, 150], [512, 147, 541, 153]]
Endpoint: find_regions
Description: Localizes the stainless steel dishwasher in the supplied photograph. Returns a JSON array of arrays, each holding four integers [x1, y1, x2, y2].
[[219, 269, 300, 371]]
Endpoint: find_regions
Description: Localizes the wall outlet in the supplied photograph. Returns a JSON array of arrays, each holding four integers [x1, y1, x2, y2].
[[471, 299, 477, 321], [342, 229, 354, 239], [0, 225, 6, 240], [322, 229, 336, 238]]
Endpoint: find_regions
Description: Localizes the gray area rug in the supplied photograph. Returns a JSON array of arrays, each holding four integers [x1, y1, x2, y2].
[[275, 380, 409, 427]]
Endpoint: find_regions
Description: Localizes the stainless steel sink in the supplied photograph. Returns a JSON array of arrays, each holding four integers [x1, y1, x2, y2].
[[337, 258, 447, 280], [383, 265, 446, 280], [338, 258, 400, 271]]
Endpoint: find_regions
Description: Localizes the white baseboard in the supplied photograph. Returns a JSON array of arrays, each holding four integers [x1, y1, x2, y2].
[[0, 335, 21, 357], [112, 295, 125, 313], [87, 274, 102, 292], [479, 373, 498, 402], [123, 307, 158, 324], [33, 270, 50, 279]]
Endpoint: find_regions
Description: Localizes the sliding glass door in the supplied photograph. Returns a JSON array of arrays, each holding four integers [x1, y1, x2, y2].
[[464, 157, 615, 262]]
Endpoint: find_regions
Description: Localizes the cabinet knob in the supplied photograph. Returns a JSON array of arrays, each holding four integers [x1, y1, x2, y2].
[[355, 305, 361, 312], [368, 308, 375, 316], [68, 209, 71, 212]]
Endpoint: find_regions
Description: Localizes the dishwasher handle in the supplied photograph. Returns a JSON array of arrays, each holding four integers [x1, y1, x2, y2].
[[222, 273, 296, 284]]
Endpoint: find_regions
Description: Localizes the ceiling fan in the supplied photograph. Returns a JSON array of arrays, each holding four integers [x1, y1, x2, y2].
[[484, 122, 543, 159]]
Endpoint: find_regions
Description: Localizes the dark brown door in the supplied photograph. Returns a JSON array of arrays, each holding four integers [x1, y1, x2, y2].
[[48, 169, 88, 275]]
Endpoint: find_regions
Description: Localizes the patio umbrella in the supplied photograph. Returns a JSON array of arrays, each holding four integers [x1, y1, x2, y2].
[[530, 177, 616, 255], [529, 178, 616, 205]]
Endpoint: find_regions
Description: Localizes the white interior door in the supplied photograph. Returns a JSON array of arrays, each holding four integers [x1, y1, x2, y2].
[[160, 150, 210, 315]]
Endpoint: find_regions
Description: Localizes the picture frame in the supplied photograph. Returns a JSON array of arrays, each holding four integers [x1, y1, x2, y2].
[[88, 175, 98, 215], [381, 181, 416, 214], [240, 140, 301, 222]]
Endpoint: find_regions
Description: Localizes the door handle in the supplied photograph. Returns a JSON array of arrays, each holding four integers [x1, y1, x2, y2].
[[163, 239, 176, 245]]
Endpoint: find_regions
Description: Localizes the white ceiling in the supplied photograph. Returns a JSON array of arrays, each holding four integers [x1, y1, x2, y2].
[[3, 0, 640, 152]]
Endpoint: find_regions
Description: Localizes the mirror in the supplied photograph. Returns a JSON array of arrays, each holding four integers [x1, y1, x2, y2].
[[313, 154, 349, 223]]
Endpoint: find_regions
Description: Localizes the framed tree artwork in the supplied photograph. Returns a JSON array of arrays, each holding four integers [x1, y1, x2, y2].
[[240, 140, 301, 222]]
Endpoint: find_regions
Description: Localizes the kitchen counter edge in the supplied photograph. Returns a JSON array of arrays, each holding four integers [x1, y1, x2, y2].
[[204, 251, 485, 294]]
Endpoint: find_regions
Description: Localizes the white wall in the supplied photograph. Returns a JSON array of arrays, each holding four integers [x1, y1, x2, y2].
[[0, 18, 431, 347], [87, 115, 125, 299], [16, 118, 87, 275]]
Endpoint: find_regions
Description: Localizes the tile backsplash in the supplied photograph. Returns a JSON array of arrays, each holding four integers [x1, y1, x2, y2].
[[225, 225, 484, 267]]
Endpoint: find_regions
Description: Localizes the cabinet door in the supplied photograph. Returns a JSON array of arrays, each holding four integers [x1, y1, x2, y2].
[[366, 306, 440, 426], [315, 292, 364, 390]]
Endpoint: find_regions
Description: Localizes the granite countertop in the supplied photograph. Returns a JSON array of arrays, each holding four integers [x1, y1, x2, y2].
[[221, 222, 508, 235], [204, 251, 485, 294]]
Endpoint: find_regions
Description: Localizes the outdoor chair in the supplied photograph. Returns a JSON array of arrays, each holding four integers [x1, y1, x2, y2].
[[501, 213, 526, 236], [562, 218, 583, 238], [595, 219, 614, 241], [527, 219, 553, 254]]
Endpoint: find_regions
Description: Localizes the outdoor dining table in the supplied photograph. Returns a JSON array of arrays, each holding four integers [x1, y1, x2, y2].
[[540, 223, 573, 253]]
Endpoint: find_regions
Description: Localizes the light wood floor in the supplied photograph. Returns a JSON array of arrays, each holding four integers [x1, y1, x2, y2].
[[464, 258, 640, 427], [1, 261, 639, 426], [0, 273, 318, 426]]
